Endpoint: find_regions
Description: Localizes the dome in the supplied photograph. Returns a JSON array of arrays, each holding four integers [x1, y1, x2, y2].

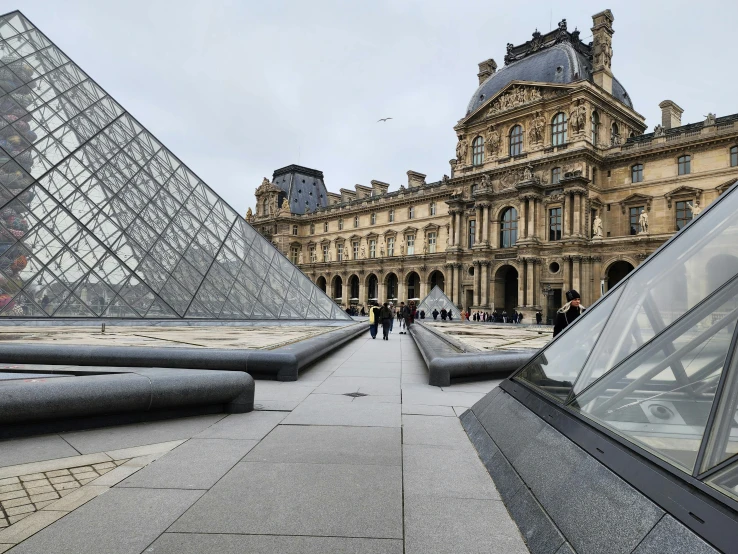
[[466, 41, 633, 116]]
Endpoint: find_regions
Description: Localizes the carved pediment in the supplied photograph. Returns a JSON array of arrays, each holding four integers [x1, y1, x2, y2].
[[716, 178, 737, 195], [423, 223, 441, 231], [619, 193, 652, 214], [255, 177, 281, 196], [664, 186, 702, 208], [401, 226, 418, 235]]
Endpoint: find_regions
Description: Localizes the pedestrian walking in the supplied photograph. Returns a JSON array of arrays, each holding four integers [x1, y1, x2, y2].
[[432, 309, 439, 320], [398, 302, 407, 334], [536, 311, 542, 325], [388, 303, 394, 333], [379, 302, 393, 340], [448, 309, 453, 321], [553, 290, 585, 338], [420, 310, 425, 320], [368, 303, 380, 339], [440, 308, 447, 320]]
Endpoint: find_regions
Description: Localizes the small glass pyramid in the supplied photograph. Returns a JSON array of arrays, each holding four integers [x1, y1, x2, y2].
[[512, 178, 738, 498], [416, 286, 455, 315], [0, 11, 348, 320]]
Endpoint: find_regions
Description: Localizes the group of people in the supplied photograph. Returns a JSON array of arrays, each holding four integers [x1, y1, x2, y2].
[[367, 301, 417, 340], [430, 308, 454, 321]]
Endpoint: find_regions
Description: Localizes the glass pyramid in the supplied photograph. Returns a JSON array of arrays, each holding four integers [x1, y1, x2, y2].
[[0, 11, 348, 320], [416, 286, 455, 315], [513, 178, 738, 499]]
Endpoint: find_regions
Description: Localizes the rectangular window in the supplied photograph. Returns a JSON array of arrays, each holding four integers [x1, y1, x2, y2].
[[407, 235, 415, 255], [678, 155, 691, 175], [389, 210, 394, 222], [338, 219, 344, 230], [353, 241, 359, 259], [309, 246, 316, 262], [290, 247, 299, 264], [731, 146, 738, 167], [631, 164, 644, 183], [322, 244, 329, 262], [387, 237, 395, 256], [337, 244, 344, 261], [292, 225, 298, 236], [428, 232, 436, 253], [548, 208, 562, 241], [676, 201, 693, 231], [468, 220, 476, 248], [430, 202, 436, 216], [369, 239, 376, 258], [323, 222, 328, 232], [370, 213, 376, 225], [354, 216, 359, 228], [551, 167, 561, 185], [409, 206, 415, 219], [629, 206, 643, 235]]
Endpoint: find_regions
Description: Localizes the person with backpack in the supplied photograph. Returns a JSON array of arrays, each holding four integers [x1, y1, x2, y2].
[[379, 302, 393, 340], [368, 302, 381, 339]]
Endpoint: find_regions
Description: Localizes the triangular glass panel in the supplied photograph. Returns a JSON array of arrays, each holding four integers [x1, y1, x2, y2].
[[101, 296, 140, 318], [0, 290, 45, 317], [52, 292, 96, 317], [142, 296, 178, 319], [704, 459, 738, 503], [184, 297, 213, 319], [416, 285, 455, 314]]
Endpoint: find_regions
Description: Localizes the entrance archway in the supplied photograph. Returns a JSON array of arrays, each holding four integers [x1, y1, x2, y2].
[[406, 271, 420, 301], [348, 275, 360, 300], [494, 265, 518, 314], [366, 274, 378, 301], [606, 261, 634, 291], [316, 276, 326, 293], [385, 273, 398, 301], [331, 275, 343, 301], [428, 270, 445, 292]]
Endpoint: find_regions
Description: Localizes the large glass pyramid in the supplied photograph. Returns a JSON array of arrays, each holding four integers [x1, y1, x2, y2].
[[0, 11, 348, 320], [416, 286, 454, 315], [512, 179, 738, 500]]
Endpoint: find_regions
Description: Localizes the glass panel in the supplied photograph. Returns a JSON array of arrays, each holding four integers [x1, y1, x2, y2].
[[571, 278, 738, 473], [575, 190, 738, 396], [704, 460, 738, 502], [516, 286, 624, 402]]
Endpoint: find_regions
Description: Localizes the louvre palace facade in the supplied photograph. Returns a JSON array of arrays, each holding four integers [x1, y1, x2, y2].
[[250, 9, 738, 322]]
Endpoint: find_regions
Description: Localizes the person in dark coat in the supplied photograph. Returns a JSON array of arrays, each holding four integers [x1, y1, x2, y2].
[[368, 303, 381, 339], [432, 309, 439, 320], [553, 290, 585, 337], [379, 302, 393, 340], [448, 310, 453, 321], [536, 311, 542, 325], [440, 308, 447, 320], [420, 310, 425, 320]]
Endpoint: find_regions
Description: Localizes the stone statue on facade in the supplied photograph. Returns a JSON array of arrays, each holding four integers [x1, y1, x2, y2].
[[298, 251, 304, 264], [380, 246, 385, 257], [486, 126, 500, 156], [442, 174, 449, 182], [522, 164, 534, 181], [687, 200, 703, 217], [592, 214, 603, 238], [480, 173, 491, 190], [360, 246, 366, 259], [530, 111, 545, 144], [246, 207, 253, 221], [638, 209, 649, 234], [400, 242, 405, 256], [653, 124, 665, 137], [279, 197, 290, 214], [422, 244, 428, 255], [704, 113, 716, 126], [455, 137, 467, 165], [451, 187, 464, 198]]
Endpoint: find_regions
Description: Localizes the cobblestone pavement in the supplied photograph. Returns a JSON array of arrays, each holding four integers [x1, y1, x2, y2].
[[425, 321, 553, 351], [0, 331, 529, 554]]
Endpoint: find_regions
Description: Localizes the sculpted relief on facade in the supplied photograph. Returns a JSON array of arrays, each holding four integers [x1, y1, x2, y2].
[[486, 86, 542, 117]]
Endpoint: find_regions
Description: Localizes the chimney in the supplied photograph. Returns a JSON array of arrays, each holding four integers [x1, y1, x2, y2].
[[407, 170, 426, 188], [658, 100, 683, 130], [477, 59, 497, 85], [590, 10, 614, 95]]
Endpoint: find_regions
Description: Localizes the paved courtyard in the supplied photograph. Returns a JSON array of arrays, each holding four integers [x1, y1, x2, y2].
[[424, 321, 553, 352], [0, 330, 527, 553]]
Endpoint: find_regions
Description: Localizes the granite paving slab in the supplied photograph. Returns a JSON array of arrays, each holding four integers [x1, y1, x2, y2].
[[170, 461, 403, 538], [313, 376, 401, 396], [282, 400, 401, 427], [402, 414, 476, 450], [244, 425, 401, 466], [193, 411, 288, 440], [6, 488, 203, 554], [146, 533, 404, 554], [118, 439, 258, 489], [0, 436, 80, 469], [61, 415, 226, 454], [401, 404, 457, 417]]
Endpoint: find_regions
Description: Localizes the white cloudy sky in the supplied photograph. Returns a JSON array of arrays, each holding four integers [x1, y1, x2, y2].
[[13, 0, 738, 215]]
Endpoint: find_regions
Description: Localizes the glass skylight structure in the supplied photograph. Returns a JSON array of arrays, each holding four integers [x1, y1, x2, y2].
[[416, 285, 455, 315], [0, 11, 348, 320], [513, 179, 738, 504]]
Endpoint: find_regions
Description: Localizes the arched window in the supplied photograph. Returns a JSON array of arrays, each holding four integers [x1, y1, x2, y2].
[[472, 136, 484, 166], [551, 113, 567, 146], [591, 111, 600, 144], [611, 122, 620, 145], [678, 155, 691, 175], [631, 164, 644, 183], [430, 201, 436, 216], [370, 213, 376, 225], [731, 146, 738, 167], [509, 125, 523, 156], [309, 223, 315, 234], [500, 208, 518, 248], [551, 167, 561, 185]]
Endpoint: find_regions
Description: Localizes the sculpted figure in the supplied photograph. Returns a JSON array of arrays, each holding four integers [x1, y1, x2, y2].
[[638, 209, 649, 234], [298, 251, 304, 264], [592, 214, 603, 238], [486, 126, 500, 155], [530, 112, 545, 143], [400, 242, 405, 256], [523, 164, 534, 181], [280, 197, 289, 212], [360, 246, 366, 259], [246, 207, 253, 220], [455, 137, 468, 164], [480, 173, 491, 190], [705, 113, 716, 126], [452, 187, 464, 198], [687, 200, 702, 216], [380, 246, 385, 257]]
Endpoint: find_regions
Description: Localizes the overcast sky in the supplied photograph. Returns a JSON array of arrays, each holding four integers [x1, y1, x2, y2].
[[13, 0, 738, 215]]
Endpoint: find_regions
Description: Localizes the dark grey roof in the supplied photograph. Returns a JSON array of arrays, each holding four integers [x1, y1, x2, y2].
[[271, 165, 329, 215], [624, 113, 738, 144], [466, 42, 633, 116]]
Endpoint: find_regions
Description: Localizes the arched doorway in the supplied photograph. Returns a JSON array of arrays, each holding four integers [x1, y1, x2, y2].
[[385, 273, 398, 301], [316, 276, 326, 293], [606, 261, 634, 291], [348, 275, 360, 301], [406, 271, 420, 301], [494, 265, 518, 314], [331, 275, 343, 301], [366, 274, 378, 301], [428, 270, 445, 292]]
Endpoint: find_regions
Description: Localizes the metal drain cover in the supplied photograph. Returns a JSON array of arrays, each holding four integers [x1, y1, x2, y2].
[[344, 392, 368, 398]]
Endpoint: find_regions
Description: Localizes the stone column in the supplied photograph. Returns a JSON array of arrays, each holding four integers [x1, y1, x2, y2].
[[481, 262, 489, 307], [476, 206, 483, 244], [446, 264, 455, 304], [528, 198, 537, 239], [491, 219, 500, 248], [562, 194, 569, 237], [397, 279, 405, 304], [572, 256, 582, 292], [482, 205, 490, 244], [573, 193, 582, 237], [358, 277, 366, 306], [563, 256, 571, 291], [474, 262, 481, 305], [419, 277, 428, 302], [517, 262, 525, 309], [341, 274, 349, 308], [526, 260, 535, 308], [377, 280, 385, 303], [454, 212, 461, 246], [453, 264, 461, 306], [532, 259, 541, 307]]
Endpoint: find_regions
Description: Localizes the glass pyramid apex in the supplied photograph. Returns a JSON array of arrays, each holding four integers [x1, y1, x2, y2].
[[0, 11, 349, 320], [416, 285, 455, 315], [513, 178, 738, 495]]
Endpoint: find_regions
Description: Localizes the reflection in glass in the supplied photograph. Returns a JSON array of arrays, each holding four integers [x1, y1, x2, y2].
[[705, 461, 738, 502]]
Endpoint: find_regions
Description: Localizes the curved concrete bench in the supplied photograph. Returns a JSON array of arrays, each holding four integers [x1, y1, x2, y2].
[[409, 323, 538, 386], [0, 368, 254, 438]]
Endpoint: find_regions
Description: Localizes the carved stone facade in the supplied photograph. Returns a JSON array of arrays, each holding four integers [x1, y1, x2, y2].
[[250, 10, 738, 323]]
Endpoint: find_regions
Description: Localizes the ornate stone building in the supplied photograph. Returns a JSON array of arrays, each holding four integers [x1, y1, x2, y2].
[[249, 9, 738, 322]]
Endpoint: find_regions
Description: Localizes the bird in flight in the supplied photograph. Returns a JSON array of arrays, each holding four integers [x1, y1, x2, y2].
[[377, 117, 393, 122]]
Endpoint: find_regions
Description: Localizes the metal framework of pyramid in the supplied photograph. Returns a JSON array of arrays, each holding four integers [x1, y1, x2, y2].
[[0, 11, 349, 320], [512, 178, 738, 502], [416, 286, 455, 315]]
